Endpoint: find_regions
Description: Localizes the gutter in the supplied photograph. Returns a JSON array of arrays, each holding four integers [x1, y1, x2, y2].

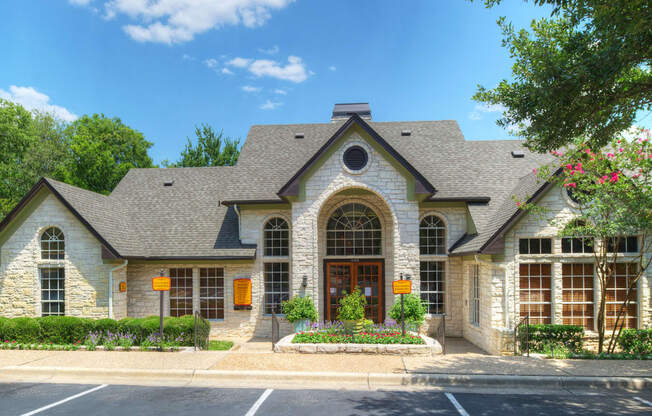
[[474, 255, 510, 329], [109, 260, 128, 319]]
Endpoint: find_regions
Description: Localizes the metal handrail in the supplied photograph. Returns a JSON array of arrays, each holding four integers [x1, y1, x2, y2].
[[271, 311, 280, 349], [434, 313, 447, 355], [514, 315, 530, 357]]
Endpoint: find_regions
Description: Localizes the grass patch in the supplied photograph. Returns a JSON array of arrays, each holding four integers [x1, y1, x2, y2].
[[208, 340, 233, 351]]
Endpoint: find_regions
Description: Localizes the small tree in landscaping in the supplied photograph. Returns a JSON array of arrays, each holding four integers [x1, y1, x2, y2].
[[388, 294, 428, 327], [517, 129, 651, 353]]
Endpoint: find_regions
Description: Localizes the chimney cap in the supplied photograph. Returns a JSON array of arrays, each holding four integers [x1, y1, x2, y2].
[[332, 103, 371, 121]]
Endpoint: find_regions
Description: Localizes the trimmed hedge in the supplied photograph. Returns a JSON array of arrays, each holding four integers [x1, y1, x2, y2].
[[0, 315, 210, 348], [617, 329, 652, 355], [518, 324, 584, 353]]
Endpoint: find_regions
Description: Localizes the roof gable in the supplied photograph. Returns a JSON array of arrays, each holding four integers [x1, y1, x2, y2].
[[278, 115, 436, 198]]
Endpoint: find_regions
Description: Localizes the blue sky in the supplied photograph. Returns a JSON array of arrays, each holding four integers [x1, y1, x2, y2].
[[2, 1, 649, 164]]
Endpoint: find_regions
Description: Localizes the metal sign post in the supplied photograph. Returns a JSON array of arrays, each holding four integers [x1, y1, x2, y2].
[[400, 293, 405, 336], [392, 275, 412, 337], [152, 270, 171, 352]]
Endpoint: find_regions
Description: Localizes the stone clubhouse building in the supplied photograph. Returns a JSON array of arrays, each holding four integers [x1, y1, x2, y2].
[[0, 103, 649, 354]]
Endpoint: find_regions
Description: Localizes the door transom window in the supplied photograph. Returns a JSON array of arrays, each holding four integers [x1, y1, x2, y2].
[[326, 203, 382, 256]]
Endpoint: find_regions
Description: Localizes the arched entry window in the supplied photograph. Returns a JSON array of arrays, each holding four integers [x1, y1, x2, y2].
[[41, 227, 65, 260], [326, 203, 382, 256]]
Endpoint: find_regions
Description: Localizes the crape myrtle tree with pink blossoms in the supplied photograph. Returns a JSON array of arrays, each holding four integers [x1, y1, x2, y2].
[[516, 129, 651, 353]]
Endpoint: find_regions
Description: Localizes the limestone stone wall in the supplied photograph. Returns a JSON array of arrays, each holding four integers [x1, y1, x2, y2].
[[0, 193, 111, 318], [291, 132, 421, 322], [125, 262, 292, 339]]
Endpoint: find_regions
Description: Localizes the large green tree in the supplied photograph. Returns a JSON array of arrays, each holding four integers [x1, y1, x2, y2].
[[0, 100, 68, 217], [62, 114, 154, 194], [473, 0, 652, 153], [166, 124, 240, 167]]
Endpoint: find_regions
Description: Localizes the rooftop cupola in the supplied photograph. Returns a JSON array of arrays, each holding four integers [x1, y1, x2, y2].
[[331, 102, 372, 122]]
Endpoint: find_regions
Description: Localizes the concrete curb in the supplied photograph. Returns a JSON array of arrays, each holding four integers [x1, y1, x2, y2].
[[1, 366, 650, 391]]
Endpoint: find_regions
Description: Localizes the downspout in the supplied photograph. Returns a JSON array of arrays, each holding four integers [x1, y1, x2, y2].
[[233, 204, 242, 244], [109, 260, 128, 319], [474, 254, 509, 329]]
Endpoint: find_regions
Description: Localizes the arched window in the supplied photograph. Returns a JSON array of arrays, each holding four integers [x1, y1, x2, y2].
[[41, 227, 65, 260], [420, 215, 446, 255], [264, 218, 289, 257], [326, 203, 382, 256]]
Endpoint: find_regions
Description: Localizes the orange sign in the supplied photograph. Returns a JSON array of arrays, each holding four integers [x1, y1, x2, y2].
[[119, 281, 127, 292], [152, 276, 171, 291], [392, 280, 411, 295], [234, 278, 252, 306]]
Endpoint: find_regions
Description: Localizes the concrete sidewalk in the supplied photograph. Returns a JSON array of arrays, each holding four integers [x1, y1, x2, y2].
[[0, 345, 650, 391]]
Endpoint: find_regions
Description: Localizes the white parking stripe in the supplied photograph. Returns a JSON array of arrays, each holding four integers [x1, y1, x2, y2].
[[244, 388, 274, 416], [20, 384, 109, 416], [445, 392, 470, 416], [634, 396, 652, 407]]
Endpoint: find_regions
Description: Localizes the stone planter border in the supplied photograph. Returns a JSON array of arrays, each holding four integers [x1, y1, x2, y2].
[[273, 333, 442, 355]]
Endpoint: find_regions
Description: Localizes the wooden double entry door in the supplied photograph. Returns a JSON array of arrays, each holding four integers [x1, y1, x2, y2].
[[325, 261, 383, 323]]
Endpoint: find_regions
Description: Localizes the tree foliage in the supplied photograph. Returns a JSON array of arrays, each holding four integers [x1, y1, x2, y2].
[[517, 128, 651, 352], [166, 124, 240, 168], [62, 114, 154, 194], [474, 0, 652, 152]]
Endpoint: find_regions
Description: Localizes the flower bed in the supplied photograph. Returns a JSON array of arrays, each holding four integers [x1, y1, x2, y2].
[[293, 331, 424, 344]]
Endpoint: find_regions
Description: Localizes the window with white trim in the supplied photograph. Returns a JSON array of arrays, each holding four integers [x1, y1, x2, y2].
[[606, 263, 638, 329], [519, 238, 552, 254], [562, 263, 594, 329], [470, 265, 480, 326], [419, 215, 446, 255], [264, 262, 289, 314], [264, 218, 289, 257], [169, 268, 193, 317], [519, 263, 552, 324], [41, 227, 64, 260], [40, 268, 65, 316], [561, 237, 594, 254], [199, 268, 224, 320], [607, 236, 638, 253], [420, 261, 444, 314]]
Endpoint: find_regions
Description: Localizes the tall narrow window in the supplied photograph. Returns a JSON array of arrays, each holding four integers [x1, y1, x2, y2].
[[420, 215, 446, 255], [470, 265, 480, 326], [420, 261, 445, 314], [41, 268, 65, 316], [519, 263, 552, 324], [200, 268, 224, 320], [326, 203, 382, 256], [169, 268, 193, 317], [264, 262, 289, 314], [264, 218, 289, 257], [606, 263, 638, 329], [41, 227, 64, 260], [562, 264, 594, 329]]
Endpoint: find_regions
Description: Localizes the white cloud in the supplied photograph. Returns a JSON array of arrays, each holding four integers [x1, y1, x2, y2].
[[260, 99, 282, 110], [242, 85, 261, 93], [258, 45, 279, 55], [468, 103, 506, 121], [221, 67, 234, 75], [182, 53, 194, 61], [69, 0, 93, 5], [226, 55, 309, 83], [329, 65, 336, 71], [203, 58, 219, 69], [226, 57, 252, 68], [274, 89, 287, 95], [100, 0, 294, 44], [0, 86, 77, 122]]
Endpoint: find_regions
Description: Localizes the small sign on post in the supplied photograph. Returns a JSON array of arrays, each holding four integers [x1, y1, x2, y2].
[[392, 279, 412, 336], [152, 274, 170, 351]]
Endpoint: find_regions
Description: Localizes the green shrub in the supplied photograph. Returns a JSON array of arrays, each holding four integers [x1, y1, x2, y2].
[[388, 294, 428, 326], [37, 316, 93, 344], [337, 287, 366, 321], [618, 329, 652, 355], [0, 317, 12, 340], [94, 318, 119, 335], [282, 296, 318, 323], [518, 324, 584, 353], [12, 317, 43, 343]]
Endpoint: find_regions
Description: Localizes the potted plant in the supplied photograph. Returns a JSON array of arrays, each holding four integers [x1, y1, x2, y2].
[[337, 287, 366, 334], [282, 296, 318, 332]]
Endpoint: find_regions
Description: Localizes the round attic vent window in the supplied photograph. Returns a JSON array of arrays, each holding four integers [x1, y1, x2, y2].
[[343, 146, 368, 171]]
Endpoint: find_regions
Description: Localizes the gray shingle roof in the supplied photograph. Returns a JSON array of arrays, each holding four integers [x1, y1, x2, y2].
[[2, 117, 555, 258]]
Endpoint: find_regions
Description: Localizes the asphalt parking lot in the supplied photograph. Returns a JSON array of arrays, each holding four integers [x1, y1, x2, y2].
[[1, 383, 651, 416]]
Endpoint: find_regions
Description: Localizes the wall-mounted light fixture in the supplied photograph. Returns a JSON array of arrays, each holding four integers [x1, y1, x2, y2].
[[302, 275, 308, 288], [405, 274, 412, 281]]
